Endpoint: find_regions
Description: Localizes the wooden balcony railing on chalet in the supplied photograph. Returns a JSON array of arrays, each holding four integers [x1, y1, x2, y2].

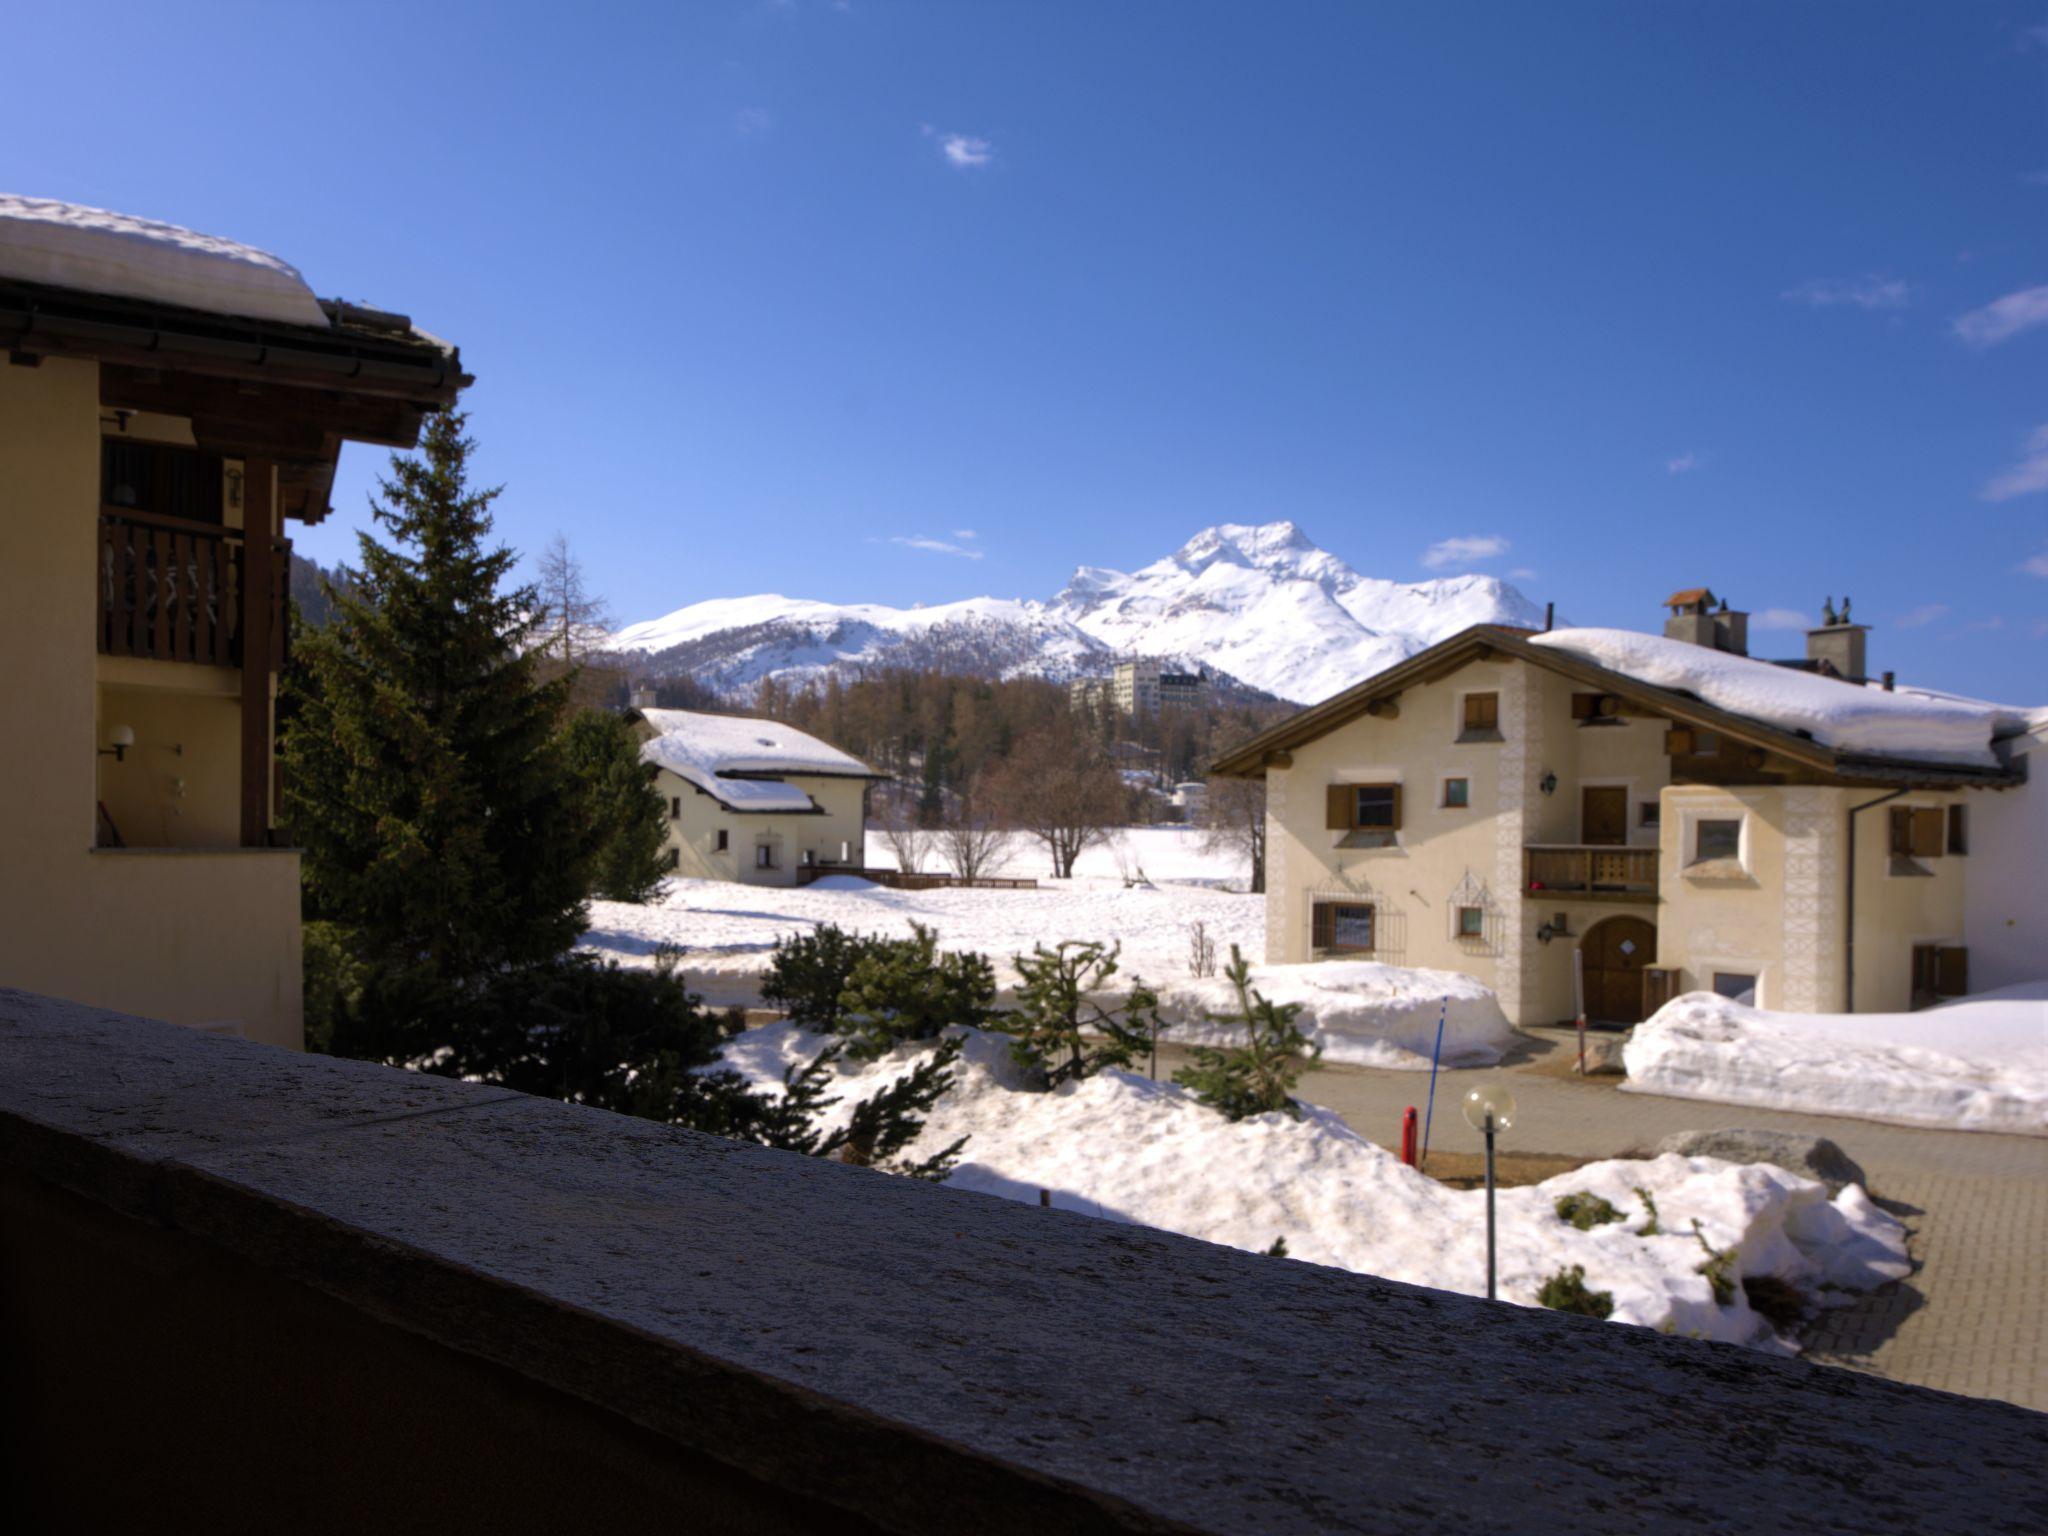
[[97, 509, 289, 671], [1523, 844, 1659, 902]]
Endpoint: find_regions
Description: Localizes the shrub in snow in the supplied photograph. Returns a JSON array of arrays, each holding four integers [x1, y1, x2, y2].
[[761, 925, 871, 1032], [1553, 1191, 1623, 1231], [755, 1039, 968, 1180], [1173, 947, 1321, 1121], [837, 923, 996, 1061], [1537, 1265, 1614, 1319], [1264, 1237, 1290, 1258], [1000, 941, 1162, 1088]]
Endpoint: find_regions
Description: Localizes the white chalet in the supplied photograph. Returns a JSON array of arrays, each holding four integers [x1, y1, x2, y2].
[[629, 708, 885, 886]]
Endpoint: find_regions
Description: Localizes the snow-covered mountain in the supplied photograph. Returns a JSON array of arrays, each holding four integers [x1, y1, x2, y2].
[[604, 521, 1544, 705]]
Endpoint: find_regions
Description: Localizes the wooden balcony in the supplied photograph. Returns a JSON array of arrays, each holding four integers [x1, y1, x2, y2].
[[97, 508, 288, 671], [1523, 844, 1660, 903]]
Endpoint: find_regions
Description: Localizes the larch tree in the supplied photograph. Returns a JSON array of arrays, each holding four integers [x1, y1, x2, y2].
[[987, 725, 1125, 878]]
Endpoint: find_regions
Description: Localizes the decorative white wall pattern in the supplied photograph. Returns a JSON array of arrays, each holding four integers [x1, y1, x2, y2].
[[1264, 767, 1289, 962], [1490, 669, 1539, 1021], [1779, 787, 1841, 1012]]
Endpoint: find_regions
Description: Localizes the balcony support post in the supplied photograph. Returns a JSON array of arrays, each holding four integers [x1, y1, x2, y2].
[[239, 460, 275, 848]]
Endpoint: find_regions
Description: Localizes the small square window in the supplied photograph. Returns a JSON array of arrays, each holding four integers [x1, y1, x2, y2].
[[1442, 777, 1470, 809], [1313, 901, 1375, 953], [670, 796, 682, 820], [1459, 692, 1501, 740], [1693, 818, 1741, 863], [1639, 800, 1661, 828], [1354, 785, 1397, 829], [1457, 905, 1485, 937], [716, 829, 729, 852], [1711, 971, 1756, 1006]]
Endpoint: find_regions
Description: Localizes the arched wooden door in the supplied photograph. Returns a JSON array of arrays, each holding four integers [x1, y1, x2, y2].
[[1580, 916, 1656, 1024]]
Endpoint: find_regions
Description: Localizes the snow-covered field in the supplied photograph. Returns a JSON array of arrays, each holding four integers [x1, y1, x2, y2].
[[1625, 987, 2048, 1134], [587, 827, 1512, 1067], [865, 824, 1251, 889], [721, 1025, 1910, 1349]]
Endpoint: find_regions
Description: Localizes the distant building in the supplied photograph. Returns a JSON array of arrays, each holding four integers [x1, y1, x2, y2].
[[1071, 660, 1207, 716], [1172, 781, 1209, 817], [629, 708, 886, 886]]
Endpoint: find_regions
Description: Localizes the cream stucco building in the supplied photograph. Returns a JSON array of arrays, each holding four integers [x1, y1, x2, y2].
[[1213, 594, 2038, 1026], [630, 708, 883, 886], [0, 201, 464, 1048]]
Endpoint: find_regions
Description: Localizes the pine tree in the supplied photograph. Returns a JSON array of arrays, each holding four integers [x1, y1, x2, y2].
[[1173, 945, 1320, 1120], [999, 940, 1159, 1088], [835, 923, 995, 1061], [284, 408, 595, 1060], [559, 708, 669, 902]]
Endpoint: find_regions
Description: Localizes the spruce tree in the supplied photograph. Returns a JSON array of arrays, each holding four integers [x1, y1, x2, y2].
[[835, 923, 995, 1061], [559, 708, 669, 903], [999, 940, 1159, 1088], [1173, 946, 1320, 1120], [284, 408, 594, 1059]]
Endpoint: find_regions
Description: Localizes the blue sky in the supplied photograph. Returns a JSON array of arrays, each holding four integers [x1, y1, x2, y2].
[[9, 2, 2046, 699]]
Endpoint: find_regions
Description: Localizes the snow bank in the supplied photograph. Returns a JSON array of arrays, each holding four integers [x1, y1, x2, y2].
[[637, 707, 876, 812], [719, 1025, 1909, 1348], [583, 874, 1263, 1005], [1158, 961, 1513, 1069], [1624, 989, 2048, 1134], [1529, 627, 2004, 764], [0, 194, 330, 327]]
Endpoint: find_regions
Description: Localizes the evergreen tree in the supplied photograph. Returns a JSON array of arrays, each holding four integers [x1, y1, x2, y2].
[[284, 408, 594, 1060], [1173, 945, 1320, 1120], [559, 708, 669, 902], [760, 924, 870, 1032], [835, 923, 996, 1061], [999, 940, 1159, 1088]]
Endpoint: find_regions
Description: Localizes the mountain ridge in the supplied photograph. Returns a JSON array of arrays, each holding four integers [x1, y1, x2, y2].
[[603, 522, 1544, 705]]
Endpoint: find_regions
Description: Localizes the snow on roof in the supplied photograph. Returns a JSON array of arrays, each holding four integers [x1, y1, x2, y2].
[[1528, 627, 2008, 766], [0, 195, 331, 328], [637, 708, 878, 813]]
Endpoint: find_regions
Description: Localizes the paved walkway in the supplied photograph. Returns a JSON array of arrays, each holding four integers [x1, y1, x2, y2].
[[1154, 1031, 2048, 1411]]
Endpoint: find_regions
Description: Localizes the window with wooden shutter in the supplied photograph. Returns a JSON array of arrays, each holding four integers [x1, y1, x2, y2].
[[1664, 727, 1696, 756], [1946, 805, 1968, 855], [1936, 946, 1968, 998], [1326, 783, 1351, 830], [1312, 900, 1374, 954], [1459, 692, 1501, 741], [1889, 806, 1913, 857], [1909, 807, 1945, 859], [1327, 783, 1401, 845]]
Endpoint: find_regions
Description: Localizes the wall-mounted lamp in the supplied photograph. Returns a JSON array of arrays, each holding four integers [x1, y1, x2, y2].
[[99, 724, 135, 762], [1535, 912, 1573, 945], [1538, 771, 1558, 796]]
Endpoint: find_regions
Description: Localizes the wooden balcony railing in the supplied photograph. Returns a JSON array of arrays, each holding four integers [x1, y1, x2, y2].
[[1523, 844, 1660, 902], [97, 509, 289, 670]]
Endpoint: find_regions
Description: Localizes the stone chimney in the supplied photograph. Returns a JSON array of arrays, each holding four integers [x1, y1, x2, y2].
[[1663, 588, 1748, 656], [1806, 597, 1868, 682]]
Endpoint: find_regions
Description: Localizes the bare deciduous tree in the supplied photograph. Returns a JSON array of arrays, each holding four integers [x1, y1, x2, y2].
[[876, 788, 934, 875], [988, 729, 1125, 879], [937, 777, 1010, 884], [535, 532, 613, 667], [1201, 774, 1267, 893]]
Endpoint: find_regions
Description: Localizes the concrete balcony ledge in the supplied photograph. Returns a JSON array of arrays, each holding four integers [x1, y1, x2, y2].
[[2, 987, 2043, 1535]]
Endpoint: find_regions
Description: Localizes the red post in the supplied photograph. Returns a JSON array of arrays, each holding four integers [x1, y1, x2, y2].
[[1400, 1106, 1418, 1167]]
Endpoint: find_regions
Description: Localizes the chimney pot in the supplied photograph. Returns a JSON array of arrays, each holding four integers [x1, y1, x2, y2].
[[1882, 671, 1895, 692]]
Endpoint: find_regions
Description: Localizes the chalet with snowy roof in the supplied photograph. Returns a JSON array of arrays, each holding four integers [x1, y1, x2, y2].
[[0, 196, 466, 1048], [628, 708, 885, 886], [1212, 591, 2043, 1026]]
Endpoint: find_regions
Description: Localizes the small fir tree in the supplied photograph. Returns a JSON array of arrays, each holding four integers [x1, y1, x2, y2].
[[761, 924, 870, 1031], [1173, 945, 1320, 1121], [559, 708, 669, 903], [284, 408, 594, 1060], [999, 940, 1159, 1088], [834, 923, 995, 1061]]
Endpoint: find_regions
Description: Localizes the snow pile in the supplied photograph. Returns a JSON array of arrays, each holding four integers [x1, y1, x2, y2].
[[583, 874, 1263, 1006], [1529, 627, 2004, 764], [1624, 987, 2048, 1134], [637, 707, 876, 812], [0, 195, 330, 327], [720, 1025, 1909, 1348], [1158, 961, 1513, 1069]]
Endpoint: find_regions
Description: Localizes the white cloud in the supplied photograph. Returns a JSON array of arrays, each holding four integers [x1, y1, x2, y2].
[[1895, 603, 1950, 630], [883, 534, 983, 560], [1952, 285, 2048, 348], [1982, 423, 2048, 503], [1421, 535, 1508, 570], [922, 124, 993, 168], [734, 106, 773, 136], [951, 528, 978, 541], [1965, 615, 2007, 632], [2024, 170, 2048, 188], [1780, 275, 1911, 311], [2021, 548, 2048, 578], [1751, 607, 1811, 632], [1507, 567, 1538, 581], [1666, 451, 1701, 475]]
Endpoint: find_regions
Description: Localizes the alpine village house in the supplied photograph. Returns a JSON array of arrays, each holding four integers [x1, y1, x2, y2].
[[1213, 591, 2043, 1026], [0, 201, 465, 1049], [630, 705, 885, 886]]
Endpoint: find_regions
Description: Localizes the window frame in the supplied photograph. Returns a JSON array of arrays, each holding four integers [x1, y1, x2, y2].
[[754, 842, 777, 870], [1457, 690, 1502, 743], [715, 828, 729, 853], [1710, 971, 1757, 1006], [1692, 817, 1742, 865], [1441, 775, 1471, 810], [1312, 899, 1376, 955], [1456, 905, 1485, 938]]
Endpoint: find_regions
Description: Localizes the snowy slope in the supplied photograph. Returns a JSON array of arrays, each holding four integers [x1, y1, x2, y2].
[[605, 521, 1543, 705]]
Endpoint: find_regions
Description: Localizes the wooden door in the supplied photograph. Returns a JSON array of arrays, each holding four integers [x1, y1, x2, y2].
[[1581, 786, 1628, 846], [1580, 916, 1656, 1024]]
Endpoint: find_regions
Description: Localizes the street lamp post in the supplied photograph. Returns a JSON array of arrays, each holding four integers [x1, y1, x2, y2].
[[1461, 1083, 1518, 1300]]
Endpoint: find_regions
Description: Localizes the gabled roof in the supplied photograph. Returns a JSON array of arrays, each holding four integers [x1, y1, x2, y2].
[[1209, 625, 2027, 788], [1665, 587, 1715, 608], [629, 708, 884, 815]]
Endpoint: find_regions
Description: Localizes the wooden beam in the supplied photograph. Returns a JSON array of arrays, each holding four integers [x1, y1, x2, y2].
[[1365, 697, 1400, 719], [1264, 750, 1293, 770], [240, 460, 276, 848], [100, 365, 428, 449]]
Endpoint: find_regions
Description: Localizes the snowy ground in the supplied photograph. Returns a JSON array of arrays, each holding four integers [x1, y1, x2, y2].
[[865, 824, 1252, 889], [1158, 961, 1513, 1069], [719, 1024, 1911, 1350], [1624, 986, 2048, 1135]]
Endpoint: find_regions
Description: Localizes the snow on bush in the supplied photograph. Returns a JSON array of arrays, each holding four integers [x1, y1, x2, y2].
[[718, 1024, 1909, 1349], [1625, 988, 2048, 1134], [1157, 960, 1513, 1069]]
